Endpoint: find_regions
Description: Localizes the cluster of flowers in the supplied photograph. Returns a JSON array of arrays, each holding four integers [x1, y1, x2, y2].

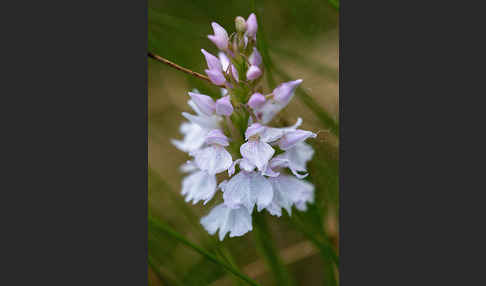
[[172, 13, 317, 240]]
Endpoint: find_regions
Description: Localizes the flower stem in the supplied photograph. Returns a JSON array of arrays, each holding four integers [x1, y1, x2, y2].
[[148, 52, 213, 84]]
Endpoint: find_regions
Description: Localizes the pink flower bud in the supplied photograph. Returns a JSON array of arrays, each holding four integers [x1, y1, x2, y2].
[[206, 129, 230, 146], [188, 92, 216, 116], [201, 49, 222, 71], [273, 79, 303, 103], [246, 65, 262, 81], [278, 130, 316, 150], [208, 22, 229, 50], [249, 48, 262, 67], [246, 13, 258, 40], [205, 69, 226, 86], [216, 95, 234, 116], [235, 16, 247, 33], [247, 93, 266, 109]]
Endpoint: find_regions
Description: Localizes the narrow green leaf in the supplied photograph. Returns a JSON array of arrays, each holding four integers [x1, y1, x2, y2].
[[329, 0, 340, 10], [253, 213, 294, 286], [148, 216, 261, 286]]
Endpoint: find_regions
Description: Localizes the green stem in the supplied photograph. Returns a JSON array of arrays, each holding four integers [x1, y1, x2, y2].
[[148, 216, 260, 286], [253, 213, 294, 286], [217, 246, 245, 286]]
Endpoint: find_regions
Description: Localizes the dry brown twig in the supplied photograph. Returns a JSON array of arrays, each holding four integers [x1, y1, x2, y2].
[[148, 52, 212, 83]]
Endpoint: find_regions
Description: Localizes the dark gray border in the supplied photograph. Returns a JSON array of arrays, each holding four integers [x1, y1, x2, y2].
[[1, 0, 148, 284], [340, 0, 485, 284]]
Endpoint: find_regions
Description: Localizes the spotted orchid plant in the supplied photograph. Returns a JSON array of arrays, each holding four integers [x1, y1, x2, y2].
[[172, 13, 317, 241]]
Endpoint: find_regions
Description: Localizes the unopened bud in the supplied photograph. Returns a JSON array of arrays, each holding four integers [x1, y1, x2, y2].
[[235, 16, 247, 33]]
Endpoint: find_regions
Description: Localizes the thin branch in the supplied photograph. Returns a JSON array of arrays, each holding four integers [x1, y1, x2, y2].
[[148, 52, 212, 83]]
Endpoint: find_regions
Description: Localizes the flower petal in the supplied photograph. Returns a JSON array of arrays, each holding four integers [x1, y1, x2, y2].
[[181, 112, 221, 130], [273, 79, 303, 104], [278, 130, 317, 150], [222, 171, 273, 212], [247, 92, 266, 109], [246, 65, 262, 80], [188, 92, 216, 116], [266, 176, 295, 216], [239, 158, 256, 172], [205, 69, 226, 86], [245, 123, 265, 140], [270, 154, 308, 179], [171, 122, 207, 153], [248, 47, 262, 66], [205, 129, 229, 146], [267, 175, 314, 215], [218, 52, 230, 71], [180, 160, 198, 173], [194, 145, 233, 175], [240, 140, 275, 171], [215, 95, 234, 116], [255, 99, 287, 124], [208, 22, 229, 50], [250, 172, 274, 212], [259, 118, 303, 143], [181, 170, 217, 205], [246, 13, 258, 40], [280, 142, 314, 172], [200, 203, 252, 241], [201, 49, 222, 71]]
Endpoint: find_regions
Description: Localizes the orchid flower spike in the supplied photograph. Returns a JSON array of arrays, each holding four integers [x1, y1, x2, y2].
[[171, 13, 318, 241]]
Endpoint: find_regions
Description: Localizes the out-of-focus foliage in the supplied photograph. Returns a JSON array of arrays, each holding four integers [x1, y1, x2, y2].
[[148, 0, 339, 285]]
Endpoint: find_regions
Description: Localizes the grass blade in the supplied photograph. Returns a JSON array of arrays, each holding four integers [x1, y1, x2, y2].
[[328, 0, 340, 10], [253, 213, 294, 286], [148, 216, 261, 286]]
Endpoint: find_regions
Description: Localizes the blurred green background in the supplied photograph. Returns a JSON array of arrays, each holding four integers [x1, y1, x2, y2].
[[148, 0, 339, 285]]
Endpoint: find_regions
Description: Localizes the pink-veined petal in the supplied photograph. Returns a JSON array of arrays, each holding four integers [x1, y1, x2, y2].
[[240, 140, 275, 171], [194, 145, 233, 175]]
